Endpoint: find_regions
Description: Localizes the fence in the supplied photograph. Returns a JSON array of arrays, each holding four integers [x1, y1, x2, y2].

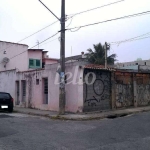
[[83, 69, 150, 112]]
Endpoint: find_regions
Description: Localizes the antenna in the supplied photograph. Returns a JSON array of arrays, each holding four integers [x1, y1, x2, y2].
[[37, 40, 40, 49]]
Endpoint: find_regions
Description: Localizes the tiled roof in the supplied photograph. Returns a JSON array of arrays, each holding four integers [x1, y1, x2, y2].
[[84, 64, 116, 71]]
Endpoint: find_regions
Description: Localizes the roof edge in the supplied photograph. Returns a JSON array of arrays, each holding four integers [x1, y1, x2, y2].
[[0, 41, 28, 47]]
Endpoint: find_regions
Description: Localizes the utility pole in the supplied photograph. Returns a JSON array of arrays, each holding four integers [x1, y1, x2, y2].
[[39, 0, 66, 115], [104, 42, 107, 69], [104, 42, 110, 69], [59, 0, 66, 115]]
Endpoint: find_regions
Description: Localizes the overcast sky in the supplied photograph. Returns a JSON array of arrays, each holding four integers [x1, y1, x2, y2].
[[0, 0, 150, 62]]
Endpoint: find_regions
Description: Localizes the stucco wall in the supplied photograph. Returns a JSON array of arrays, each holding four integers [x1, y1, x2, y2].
[[45, 61, 86, 113], [65, 62, 84, 112], [45, 59, 58, 65], [28, 50, 42, 60], [0, 70, 17, 105], [0, 61, 86, 113], [0, 41, 28, 71], [117, 60, 150, 68]]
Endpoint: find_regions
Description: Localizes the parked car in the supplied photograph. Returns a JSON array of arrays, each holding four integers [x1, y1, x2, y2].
[[0, 92, 13, 112]]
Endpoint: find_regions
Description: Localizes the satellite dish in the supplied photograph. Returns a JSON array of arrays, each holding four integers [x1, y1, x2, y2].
[[2, 57, 10, 64]]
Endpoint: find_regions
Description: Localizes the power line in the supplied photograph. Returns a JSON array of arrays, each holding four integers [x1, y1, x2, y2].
[[0, 32, 59, 64], [40, 37, 59, 46], [111, 35, 150, 46], [66, 17, 73, 28], [67, 0, 125, 18], [29, 32, 59, 49], [66, 10, 150, 32], [0, 20, 58, 52], [111, 31, 150, 45]]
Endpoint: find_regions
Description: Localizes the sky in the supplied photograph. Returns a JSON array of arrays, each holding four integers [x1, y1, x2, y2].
[[0, 0, 150, 62]]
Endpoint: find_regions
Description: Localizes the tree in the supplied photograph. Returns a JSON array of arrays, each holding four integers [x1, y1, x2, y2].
[[85, 43, 117, 65]]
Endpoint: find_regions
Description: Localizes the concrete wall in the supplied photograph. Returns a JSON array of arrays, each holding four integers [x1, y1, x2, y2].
[[0, 70, 16, 99], [83, 69, 111, 112], [28, 50, 42, 61], [45, 59, 58, 65], [139, 65, 150, 72], [1, 62, 150, 113], [65, 62, 84, 112], [45, 61, 87, 113], [115, 72, 134, 108], [136, 74, 150, 106], [113, 72, 150, 108], [0, 41, 28, 71], [0, 61, 86, 113], [116, 60, 150, 68]]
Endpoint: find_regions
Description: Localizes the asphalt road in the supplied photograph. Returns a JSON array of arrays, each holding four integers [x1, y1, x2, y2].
[[0, 111, 150, 150]]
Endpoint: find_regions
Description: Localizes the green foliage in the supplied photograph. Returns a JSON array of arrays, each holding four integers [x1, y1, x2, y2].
[[85, 43, 117, 65]]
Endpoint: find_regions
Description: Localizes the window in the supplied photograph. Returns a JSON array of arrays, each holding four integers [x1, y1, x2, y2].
[[36, 79, 39, 85], [36, 60, 40, 67], [29, 59, 34, 67], [43, 78, 48, 104], [29, 59, 41, 69], [0, 93, 10, 99]]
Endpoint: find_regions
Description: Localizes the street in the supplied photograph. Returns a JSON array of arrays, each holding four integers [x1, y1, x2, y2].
[[0, 111, 150, 150]]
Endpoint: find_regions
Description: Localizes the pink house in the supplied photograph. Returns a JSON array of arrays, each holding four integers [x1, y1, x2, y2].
[[0, 41, 58, 72]]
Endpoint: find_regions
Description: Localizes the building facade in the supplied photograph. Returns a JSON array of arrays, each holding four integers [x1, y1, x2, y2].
[[0, 61, 150, 113], [0, 41, 58, 72]]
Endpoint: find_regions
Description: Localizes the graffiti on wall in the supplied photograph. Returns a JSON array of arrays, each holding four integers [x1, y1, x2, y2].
[[116, 83, 133, 108], [137, 84, 150, 106], [84, 69, 111, 111]]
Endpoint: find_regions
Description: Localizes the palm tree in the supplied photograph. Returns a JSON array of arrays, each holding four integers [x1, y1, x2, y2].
[[85, 43, 117, 65]]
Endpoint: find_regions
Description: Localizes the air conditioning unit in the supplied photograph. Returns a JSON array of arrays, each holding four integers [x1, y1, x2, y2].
[[2, 57, 10, 64]]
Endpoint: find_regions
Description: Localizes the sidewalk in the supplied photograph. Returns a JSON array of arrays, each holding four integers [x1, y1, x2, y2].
[[14, 106, 150, 121]]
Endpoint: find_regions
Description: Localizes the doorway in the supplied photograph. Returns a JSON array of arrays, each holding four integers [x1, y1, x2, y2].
[[16, 81, 20, 105], [21, 80, 26, 103]]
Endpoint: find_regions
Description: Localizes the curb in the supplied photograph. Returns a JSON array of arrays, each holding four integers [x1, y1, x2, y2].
[[14, 107, 150, 121]]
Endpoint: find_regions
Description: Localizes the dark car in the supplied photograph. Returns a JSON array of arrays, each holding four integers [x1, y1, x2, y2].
[[0, 92, 14, 112]]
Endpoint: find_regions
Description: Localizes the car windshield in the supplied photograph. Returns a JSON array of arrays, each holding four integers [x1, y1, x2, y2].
[[0, 93, 10, 99]]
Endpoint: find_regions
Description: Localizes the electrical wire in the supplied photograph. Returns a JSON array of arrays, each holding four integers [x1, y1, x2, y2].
[[29, 32, 59, 49], [39, 37, 59, 46], [0, 20, 59, 52], [0, 32, 59, 64], [66, 17, 73, 28], [111, 32, 150, 45], [111, 31, 150, 44], [111, 35, 150, 46], [66, 11, 150, 32], [67, 0, 125, 18]]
